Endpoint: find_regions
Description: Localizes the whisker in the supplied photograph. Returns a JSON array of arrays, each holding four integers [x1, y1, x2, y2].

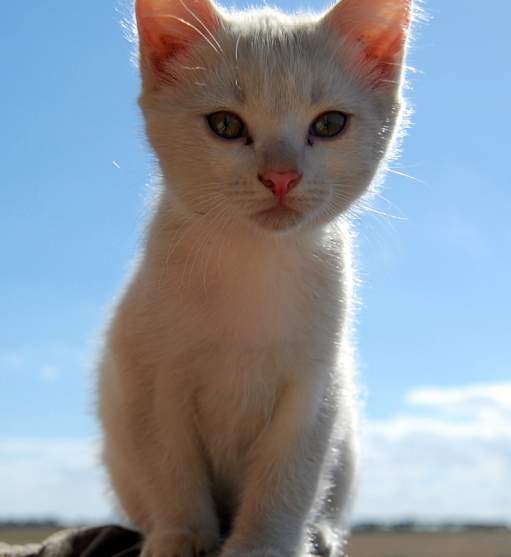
[[158, 194, 227, 290], [330, 188, 407, 222], [201, 206, 232, 293], [386, 167, 424, 184], [234, 34, 243, 91], [181, 201, 229, 291], [177, 64, 207, 72], [178, 0, 224, 53], [235, 34, 241, 63], [157, 14, 220, 54]]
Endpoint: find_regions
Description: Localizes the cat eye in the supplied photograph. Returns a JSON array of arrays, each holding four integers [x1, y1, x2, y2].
[[309, 111, 348, 139], [207, 111, 247, 140]]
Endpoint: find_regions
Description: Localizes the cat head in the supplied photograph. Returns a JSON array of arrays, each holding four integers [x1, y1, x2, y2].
[[136, 0, 411, 233]]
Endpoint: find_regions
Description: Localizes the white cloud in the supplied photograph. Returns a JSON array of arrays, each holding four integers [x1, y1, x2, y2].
[[1, 382, 510, 525], [0, 343, 95, 387], [0, 438, 113, 523], [407, 382, 511, 410], [354, 381, 511, 523]]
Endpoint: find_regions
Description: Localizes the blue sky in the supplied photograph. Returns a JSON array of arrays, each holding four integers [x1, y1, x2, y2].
[[1, 0, 510, 523]]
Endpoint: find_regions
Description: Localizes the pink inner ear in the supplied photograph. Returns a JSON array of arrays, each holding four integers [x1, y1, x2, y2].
[[136, 0, 220, 76], [360, 7, 410, 62], [324, 0, 411, 85]]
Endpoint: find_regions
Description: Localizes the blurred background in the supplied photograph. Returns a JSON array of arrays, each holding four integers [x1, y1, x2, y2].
[[1, 0, 510, 554]]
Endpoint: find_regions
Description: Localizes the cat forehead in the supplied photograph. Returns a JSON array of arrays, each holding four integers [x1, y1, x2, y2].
[[183, 13, 363, 115]]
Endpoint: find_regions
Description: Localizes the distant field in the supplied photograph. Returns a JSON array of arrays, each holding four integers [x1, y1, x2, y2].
[[0, 527, 60, 545], [1, 528, 510, 557], [346, 530, 511, 557]]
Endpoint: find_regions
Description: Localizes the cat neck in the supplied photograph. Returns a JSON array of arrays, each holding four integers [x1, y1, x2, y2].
[[145, 187, 337, 264], [136, 188, 349, 318]]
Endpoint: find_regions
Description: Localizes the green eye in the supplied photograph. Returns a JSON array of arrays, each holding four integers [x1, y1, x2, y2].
[[310, 111, 348, 139], [207, 111, 246, 140]]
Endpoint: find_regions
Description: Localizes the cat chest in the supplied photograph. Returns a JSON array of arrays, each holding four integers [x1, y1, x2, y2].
[[198, 265, 323, 344], [193, 348, 284, 488]]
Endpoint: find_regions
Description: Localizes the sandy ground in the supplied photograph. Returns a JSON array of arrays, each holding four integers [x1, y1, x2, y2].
[[1, 528, 510, 557], [345, 530, 511, 557]]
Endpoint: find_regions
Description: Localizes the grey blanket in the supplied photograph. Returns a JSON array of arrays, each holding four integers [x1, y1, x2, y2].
[[0, 526, 142, 557]]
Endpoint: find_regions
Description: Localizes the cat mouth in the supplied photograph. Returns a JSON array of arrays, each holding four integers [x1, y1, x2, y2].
[[251, 202, 303, 230], [257, 204, 300, 217]]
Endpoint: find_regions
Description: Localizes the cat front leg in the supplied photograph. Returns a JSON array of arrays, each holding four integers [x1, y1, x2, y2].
[[221, 377, 335, 557], [101, 365, 221, 557], [308, 429, 359, 557], [116, 415, 219, 557]]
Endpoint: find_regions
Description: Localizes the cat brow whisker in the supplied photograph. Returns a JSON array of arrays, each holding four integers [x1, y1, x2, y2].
[[380, 60, 402, 68], [235, 34, 241, 63], [177, 64, 207, 72], [178, 0, 224, 54], [157, 14, 220, 54], [234, 35, 243, 92]]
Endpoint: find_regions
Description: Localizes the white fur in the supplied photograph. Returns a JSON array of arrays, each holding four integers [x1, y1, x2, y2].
[[98, 2, 410, 556]]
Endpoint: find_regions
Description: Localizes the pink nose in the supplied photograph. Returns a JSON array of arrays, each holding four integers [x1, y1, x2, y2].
[[258, 170, 302, 198]]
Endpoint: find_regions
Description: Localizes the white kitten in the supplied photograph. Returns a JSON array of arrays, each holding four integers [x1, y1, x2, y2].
[[98, 1, 411, 556]]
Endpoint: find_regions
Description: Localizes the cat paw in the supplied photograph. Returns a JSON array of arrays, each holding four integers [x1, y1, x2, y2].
[[142, 528, 221, 557], [308, 525, 347, 557], [309, 527, 332, 557]]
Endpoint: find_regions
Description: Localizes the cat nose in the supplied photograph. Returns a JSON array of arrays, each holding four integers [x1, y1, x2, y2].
[[258, 170, 302, 198]]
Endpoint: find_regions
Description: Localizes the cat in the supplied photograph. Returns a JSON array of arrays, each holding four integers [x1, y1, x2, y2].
[[97, 1, 411, 556]]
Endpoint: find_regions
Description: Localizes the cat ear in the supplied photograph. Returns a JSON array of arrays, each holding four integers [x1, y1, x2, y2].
[[322, 0, 411, 87], [136, 0, 220, 79]]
